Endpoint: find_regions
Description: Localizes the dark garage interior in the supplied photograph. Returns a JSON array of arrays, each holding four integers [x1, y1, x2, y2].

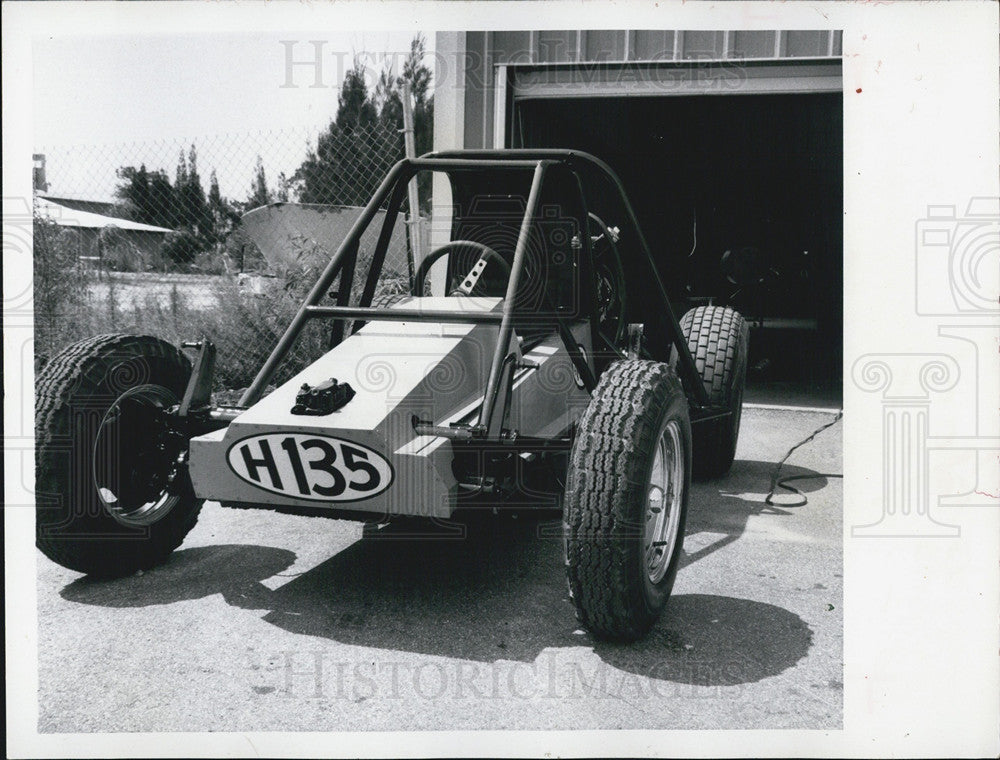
[[513, 93, 843, 405]]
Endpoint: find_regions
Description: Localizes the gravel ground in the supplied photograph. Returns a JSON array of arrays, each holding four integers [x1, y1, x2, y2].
[[37, 406, 843, 732]]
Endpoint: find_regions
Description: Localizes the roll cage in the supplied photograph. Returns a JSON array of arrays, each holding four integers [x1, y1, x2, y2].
[[238, 149, 718, 443]]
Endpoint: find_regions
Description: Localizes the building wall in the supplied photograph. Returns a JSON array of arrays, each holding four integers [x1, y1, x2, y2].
[[434, 30, 843, 152]]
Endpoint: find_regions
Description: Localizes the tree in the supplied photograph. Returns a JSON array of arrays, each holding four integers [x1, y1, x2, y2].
[[292, 62, 385, 205], [177, 144, 211, 237], [208, 168, 241, 240], [400, 35, 434, 209], [290, 37, 434, 208], [160, 230, 202, 267], [375, 35, 434, 207], [375, 68, 402, 126], [275, 172, 291, 203], [247, 155, 271, 209], [116, 164, 183, 230], [402, 34, 432, 105], [116, 164, 151, 219], [376, 36, 433, 132], [335, 63, 379, 132], [208, 169, 223, 214], [175, 148, 188, 193], [118, 147, 212, 235], [116, 147, 238, 268]]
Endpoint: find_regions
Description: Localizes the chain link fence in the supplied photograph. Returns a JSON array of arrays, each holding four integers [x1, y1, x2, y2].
[[34, 121, 423, 395]]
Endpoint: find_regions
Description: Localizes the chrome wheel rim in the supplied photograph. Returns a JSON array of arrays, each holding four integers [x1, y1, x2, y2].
[[644, 418, 684, 584], [92, 383, 185, 527]]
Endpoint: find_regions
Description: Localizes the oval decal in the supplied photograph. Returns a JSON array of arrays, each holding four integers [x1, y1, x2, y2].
[[226, 433, 394, 502]]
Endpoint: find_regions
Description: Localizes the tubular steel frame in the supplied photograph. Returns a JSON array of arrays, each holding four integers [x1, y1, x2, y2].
[[239, 151, 715, 440]]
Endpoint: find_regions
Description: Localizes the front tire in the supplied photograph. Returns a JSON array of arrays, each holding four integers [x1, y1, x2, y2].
[[564, 360, 691, 642], [35, 334, 203, 577]]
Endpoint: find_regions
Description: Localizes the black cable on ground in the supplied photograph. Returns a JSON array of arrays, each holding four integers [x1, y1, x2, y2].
[[764, 410, 844, 508]]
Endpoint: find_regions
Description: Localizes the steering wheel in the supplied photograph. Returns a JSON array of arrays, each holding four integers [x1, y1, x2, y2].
[[413, 240, 512, 297], [588, 213, 628, 348]]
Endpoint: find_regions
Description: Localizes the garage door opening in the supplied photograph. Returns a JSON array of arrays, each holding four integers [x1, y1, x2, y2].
[[513, 93, 843, 405]]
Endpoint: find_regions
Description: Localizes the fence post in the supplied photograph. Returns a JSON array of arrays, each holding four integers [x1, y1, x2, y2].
[[401, 81, 421, 285]]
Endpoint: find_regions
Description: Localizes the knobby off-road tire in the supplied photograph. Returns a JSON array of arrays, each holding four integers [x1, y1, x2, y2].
[[564, 360, 692, 642], [678, 306, 749, 480], [36, 334, 203, 577]]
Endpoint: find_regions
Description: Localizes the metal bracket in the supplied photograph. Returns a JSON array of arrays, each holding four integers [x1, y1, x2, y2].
[[412, 416, 488, 441], [178, 339, 216, 418], [455, 255, 490, 295]]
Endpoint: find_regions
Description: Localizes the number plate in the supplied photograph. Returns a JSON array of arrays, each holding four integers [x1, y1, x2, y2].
[[226, 433, 394, 502]]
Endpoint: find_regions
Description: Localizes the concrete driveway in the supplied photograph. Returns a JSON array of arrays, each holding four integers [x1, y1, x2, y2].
[[37, 406, 843, 732]]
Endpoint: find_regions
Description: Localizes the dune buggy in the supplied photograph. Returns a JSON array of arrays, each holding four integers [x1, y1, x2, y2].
[[35, 149, 748, 642]]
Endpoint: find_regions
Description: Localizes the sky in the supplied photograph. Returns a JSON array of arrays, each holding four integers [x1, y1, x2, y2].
[[33, 31, 434, 201]]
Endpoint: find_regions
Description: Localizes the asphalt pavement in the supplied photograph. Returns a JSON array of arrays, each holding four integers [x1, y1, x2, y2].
[[37, 406, 843, 732]]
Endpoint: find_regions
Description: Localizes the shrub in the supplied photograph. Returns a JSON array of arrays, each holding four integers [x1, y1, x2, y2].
[[160, 230, 204, 268], [36, 221, 409, 392], [97, 225, 146, 272], [190, 247, 233, 275], [33, 215, 92, 361], [197, 281, 329, 390]]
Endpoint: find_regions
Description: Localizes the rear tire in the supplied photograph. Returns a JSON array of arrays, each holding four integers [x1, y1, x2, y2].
[[35, 334, 203, 577], [564, 360, 691, 642], [678, 306, 749, 479]]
